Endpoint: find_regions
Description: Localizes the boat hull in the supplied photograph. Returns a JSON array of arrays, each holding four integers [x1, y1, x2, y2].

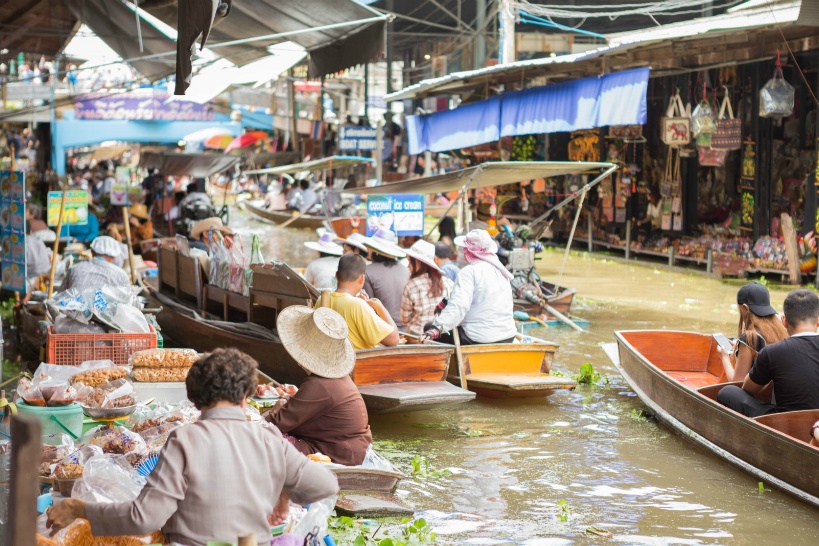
[[615, 330, 819, 509], [245, 202, 362, 236], [151, 291, 474, 413], [514, 281, 576, 318], [447, 337, 575, 398]]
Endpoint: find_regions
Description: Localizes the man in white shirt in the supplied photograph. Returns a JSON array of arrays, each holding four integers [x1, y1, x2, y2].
[[423, 229, 517, 345], [303, 233, 343, 291]]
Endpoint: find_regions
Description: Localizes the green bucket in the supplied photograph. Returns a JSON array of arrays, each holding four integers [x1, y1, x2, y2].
[[16, 401, 84, 445]]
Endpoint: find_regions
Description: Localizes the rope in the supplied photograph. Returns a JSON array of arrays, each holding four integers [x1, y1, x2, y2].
[[555, 186, 586, 289]]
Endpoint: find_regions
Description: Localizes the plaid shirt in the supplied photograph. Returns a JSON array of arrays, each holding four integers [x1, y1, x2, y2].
[[400, 274, 453, 335], [61, 258, 131, 291]]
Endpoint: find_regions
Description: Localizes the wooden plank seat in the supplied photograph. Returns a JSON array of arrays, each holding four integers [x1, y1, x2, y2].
[[666, 371, 722, 389]]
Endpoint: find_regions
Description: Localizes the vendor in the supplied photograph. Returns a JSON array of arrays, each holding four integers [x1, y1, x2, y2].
[[189, 217, 232, 254], [46, 348, 339, 546], [303, 232, 343, 291], [423, 229, 517, 345], [267, 306, 373, 466], [61, 235, 131, 291], [107, 204, 154, 251]]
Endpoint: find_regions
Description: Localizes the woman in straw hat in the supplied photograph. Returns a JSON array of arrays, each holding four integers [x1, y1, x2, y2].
[[401, 240, 453, 336], [362, 228, 410, 329], [333, 231, 370, 260], [189, 217, 233, 255], [303, 232, 344, 291], [46, 348, 339, 545], [423, 229, 517, 345], [266, 306, 373, 466]]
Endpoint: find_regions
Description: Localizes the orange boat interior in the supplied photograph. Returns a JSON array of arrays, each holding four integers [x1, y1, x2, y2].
[[621, 330, 819, 446]]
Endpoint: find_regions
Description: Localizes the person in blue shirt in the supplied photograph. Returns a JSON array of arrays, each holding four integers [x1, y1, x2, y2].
[[60, 213, 99, 242]]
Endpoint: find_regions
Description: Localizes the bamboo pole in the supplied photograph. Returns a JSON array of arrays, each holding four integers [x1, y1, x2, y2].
[[122, 207, 138, 284], [46, 191, 67, 299], [452, 328, 468, 390]]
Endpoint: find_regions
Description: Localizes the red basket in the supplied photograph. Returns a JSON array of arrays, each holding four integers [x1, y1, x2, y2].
[[45, 325, 158, 366]]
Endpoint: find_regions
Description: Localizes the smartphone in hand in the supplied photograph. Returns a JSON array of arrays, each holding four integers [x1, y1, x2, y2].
[[712, 333, 734, 353]]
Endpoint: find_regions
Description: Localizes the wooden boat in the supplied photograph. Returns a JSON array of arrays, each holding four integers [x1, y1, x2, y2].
[[513, 280, 577, 318], [244, 201, 363, 237], [615, 330, 819, 509], [149, 246, 475, 414], [447, 334, 575, 398]]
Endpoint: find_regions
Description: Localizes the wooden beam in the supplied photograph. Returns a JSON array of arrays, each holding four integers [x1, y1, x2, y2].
[[8, 415, 41, 546]]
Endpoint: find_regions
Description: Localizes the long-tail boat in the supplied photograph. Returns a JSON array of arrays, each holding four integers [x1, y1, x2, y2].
[[615, 330, 819, 509], [146, 246, 475, 414]]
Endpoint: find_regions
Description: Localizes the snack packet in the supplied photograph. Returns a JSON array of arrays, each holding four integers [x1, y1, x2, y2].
[[17, 377, 46, 407]]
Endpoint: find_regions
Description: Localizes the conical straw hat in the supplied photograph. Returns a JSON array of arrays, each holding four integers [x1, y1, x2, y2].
[[277, 306, 356, 378]]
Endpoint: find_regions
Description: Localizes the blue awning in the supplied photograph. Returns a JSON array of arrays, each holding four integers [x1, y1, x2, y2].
[[407, 68, 649, 155]]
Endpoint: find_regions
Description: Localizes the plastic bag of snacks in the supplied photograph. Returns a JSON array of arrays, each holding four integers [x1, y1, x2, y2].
[[40, 437, 76, 478], [130, 409, 186, 434], [83, 379, 136, 409], [85, 426, 147, 458], [17, 377, 47, 407], [48, 385, 79, 407], [53, 445, 104, 480], [129, 348, 199, 368], [72, 454, 146, 504], [52, 519, 164, 546], [139, 422, 182, 456], [131, 368, 189, 382], [70, 362, 129, 388]]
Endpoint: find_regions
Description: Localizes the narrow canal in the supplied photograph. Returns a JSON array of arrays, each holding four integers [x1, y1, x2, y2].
[[235, 208, 817, 545]]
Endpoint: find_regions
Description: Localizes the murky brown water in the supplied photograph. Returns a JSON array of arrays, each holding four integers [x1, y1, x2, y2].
[[233, 208, 818, 545]]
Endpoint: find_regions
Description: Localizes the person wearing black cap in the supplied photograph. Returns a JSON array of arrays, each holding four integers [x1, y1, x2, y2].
[[718, 289, 819, 417], [717, 282, 788, 382]]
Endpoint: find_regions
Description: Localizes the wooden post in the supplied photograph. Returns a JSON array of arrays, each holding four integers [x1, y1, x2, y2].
[[706, 248, 714, 274], [668, 245, 675, 267], [781, 213, 802, 285], [452, 328, 468, 390], [8, 415, 41, 546], [47, 191, 67, 299], [624, 220, 631, 260], [122, 207, 138, 283], [587, 211, 593, 253]]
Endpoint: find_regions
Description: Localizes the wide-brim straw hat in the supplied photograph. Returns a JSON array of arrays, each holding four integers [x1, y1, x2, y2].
[[364, 228, 406, 259], [277, 306, 355, 378], [334, 231, 369, 252], [190, 217, 233, 239], [404, 239, 443, 273], [304, 232, 344, 256], [129, 203, 150, 220]]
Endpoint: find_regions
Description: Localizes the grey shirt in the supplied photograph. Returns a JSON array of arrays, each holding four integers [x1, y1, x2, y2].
[[85, 406, 339, 546], [363, 261, 410, 329], [61, 259, 131, 291]]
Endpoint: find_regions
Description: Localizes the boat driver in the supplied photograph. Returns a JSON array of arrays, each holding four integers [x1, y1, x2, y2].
[[422, 229, 517, 345]]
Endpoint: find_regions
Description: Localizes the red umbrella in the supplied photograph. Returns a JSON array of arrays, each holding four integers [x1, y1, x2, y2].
[[224, 131, 268, 153]]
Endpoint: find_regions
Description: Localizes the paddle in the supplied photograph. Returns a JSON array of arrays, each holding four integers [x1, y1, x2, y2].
[[544, 302, 585, 332], [452, 328, 468, 390], [278, 211, 301, 229], [47, 189, 68, 299]]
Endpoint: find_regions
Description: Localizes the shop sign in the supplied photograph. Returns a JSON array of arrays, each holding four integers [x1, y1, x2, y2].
[[366, 194, 425, 237], [47, 190, 89, 227], [4, 82, 53, 101], [339, 126, 378, 151], [0, 170, 26, 292], [74, 89, 214, 121]]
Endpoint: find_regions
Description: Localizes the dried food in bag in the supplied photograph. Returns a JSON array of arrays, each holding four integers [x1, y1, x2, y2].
[[53, 445, 103, 479], [17, 377, 47, 407], [53, 519, 164, 546], [70, 367, 128, 387], [40, 439, 76, 477], [132, 367, 189, 382], [129, 348, 199, 368], [49, 386, 78, 407], [71, 454, 147, 504], [37, 379, 69, 403], [140, 422, 181, 454], [87, 427, 147, 456]]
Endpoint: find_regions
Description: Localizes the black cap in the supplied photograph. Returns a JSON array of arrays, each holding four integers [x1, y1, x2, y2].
[[737, 282, 777, 317], [434, 241, 452, 259]]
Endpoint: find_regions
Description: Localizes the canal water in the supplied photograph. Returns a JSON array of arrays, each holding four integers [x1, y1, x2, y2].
[[234, 207, 817, 545]]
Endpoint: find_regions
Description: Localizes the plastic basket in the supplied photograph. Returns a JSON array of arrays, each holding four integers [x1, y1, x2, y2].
[[45, 325, 158, 366]]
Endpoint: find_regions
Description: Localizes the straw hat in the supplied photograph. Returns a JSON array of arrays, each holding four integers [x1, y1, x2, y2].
[[404, 240, 443, 273], [333, 231, 369, 252], [190, 217, 233, 239], [363, 228, 406, 259], [90, 235, 123, 258], [129, 203, 150, 220], [304, 232, 344, 256], [277, 306, 355, 378]]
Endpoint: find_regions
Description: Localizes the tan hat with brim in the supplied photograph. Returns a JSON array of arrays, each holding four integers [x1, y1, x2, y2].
[[277, 306, 356, 378], [190, 217, 233, 239]]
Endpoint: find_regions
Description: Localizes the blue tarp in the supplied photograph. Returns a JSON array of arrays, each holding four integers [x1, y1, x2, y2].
[[407, 68, 649, 155]]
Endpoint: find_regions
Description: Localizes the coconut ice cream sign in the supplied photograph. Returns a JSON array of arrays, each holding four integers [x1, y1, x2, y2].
[[366, 194, 425, 237]]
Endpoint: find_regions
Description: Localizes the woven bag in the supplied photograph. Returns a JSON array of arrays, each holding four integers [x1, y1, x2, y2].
[[712, 91, 741, 150], [661, 94, 690, 147]]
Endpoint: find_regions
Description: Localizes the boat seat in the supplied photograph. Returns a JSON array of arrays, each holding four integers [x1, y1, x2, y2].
[[666, 371, 720, 389], [466, 372, 577, 391]]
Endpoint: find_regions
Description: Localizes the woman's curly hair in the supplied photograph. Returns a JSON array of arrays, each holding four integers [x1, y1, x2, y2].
[[186, 348, 258, 409]]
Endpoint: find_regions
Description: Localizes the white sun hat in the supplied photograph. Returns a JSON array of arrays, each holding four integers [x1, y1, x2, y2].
[[277, 306, 356, 378], [363, 228, 406, 259], [404, 239, 443, 273], [90, 236, 123, 258], [304, 232, 344, 256], [333, 231, 369, 252]]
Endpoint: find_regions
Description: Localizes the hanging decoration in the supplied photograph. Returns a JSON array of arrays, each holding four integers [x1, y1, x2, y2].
[[760, 51, 795, 118], [740, 140, 756, 233]]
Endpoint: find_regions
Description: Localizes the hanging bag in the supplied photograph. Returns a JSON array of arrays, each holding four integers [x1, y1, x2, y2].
[[691, 82, 717, 137], [712, 88, 741, 150], [698, 147, 728, 167], [760, 66, 795, 118], [661, 93, 690, 147]]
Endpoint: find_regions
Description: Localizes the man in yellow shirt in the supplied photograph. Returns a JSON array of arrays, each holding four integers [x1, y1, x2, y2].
[[319, 253, 399, 350]]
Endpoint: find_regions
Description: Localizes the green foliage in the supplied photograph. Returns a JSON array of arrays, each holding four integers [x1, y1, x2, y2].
[[410, 455, 452, 479], [329, 515, 436, 546], [758, 481, 768, 494], [550, 369, 566, 377], [630, 408, 648, 422], [757, 276, 769, 288], [556, 499, 571, 522], [0, 299, 15, 326], [573, 363, 601, 385]]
